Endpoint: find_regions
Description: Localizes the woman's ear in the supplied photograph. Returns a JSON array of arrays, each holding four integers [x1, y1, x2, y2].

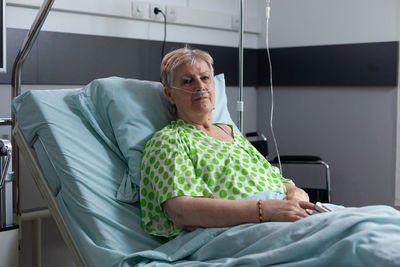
[[164, 86, 176, 104]]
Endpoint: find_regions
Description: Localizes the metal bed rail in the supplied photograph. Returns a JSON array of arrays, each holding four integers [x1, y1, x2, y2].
[[11, 0, 55, 218], [0, 118, 12, 126], [0, 139, 13, 228]]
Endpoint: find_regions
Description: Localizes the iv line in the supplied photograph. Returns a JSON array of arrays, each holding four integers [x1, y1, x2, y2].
[[265, 1, 283, 174]]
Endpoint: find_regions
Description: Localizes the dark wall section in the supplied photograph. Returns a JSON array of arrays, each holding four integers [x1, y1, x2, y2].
[[1, 28, 398, 86], [257, 42, 399, 87], [1, 28, 38, 84]]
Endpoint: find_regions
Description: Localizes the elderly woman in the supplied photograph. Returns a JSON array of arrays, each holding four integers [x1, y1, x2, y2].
[[140, 47, 315, 238]]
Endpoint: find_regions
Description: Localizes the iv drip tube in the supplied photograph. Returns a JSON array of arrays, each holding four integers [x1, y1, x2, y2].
[[265, 0, 282, 174]]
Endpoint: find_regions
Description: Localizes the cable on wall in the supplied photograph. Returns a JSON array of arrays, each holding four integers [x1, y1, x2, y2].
[[154, 7, 167, 61]]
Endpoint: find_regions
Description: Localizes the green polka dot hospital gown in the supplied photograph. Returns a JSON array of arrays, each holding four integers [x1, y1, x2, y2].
[[140, 119, 293, 238]]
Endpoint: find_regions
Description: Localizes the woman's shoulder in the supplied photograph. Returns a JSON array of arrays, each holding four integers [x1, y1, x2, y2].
[[143, 120, 191, 154], [146, 120, 186, 144], [157, 119, 187, 134]]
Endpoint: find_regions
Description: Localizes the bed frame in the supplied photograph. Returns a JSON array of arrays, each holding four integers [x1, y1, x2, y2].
[[13, 126, 87, 267]]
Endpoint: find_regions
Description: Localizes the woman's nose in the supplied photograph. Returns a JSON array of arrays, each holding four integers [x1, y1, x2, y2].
[[192, 77, 207, 90]]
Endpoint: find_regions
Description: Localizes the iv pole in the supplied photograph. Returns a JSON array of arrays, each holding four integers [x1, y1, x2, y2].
[[237, 0, 244, 133]]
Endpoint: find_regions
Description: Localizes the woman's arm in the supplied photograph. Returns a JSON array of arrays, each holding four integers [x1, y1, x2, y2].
[[163, 196, 315, 230], [285, 183, 310, 202]]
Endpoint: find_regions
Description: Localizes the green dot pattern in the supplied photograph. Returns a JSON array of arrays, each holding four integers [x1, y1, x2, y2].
[[140, 119, 293, 238]]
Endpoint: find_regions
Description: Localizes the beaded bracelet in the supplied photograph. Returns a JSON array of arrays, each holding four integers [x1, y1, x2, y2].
[[258, 200, 263, 223]]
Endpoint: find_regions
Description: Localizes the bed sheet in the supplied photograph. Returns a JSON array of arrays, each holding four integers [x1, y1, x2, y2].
[[12, 89, 400, 267]]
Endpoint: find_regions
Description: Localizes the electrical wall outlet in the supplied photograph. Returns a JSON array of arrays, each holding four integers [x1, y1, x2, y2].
[[166, 6, 177, 22], [231, 16, 240, 30], [132, 1, 148, 19], [149, 3, 165, 21]]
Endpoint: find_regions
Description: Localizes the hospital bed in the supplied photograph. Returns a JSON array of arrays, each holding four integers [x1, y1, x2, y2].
[[6, 0, 400, 266], [12, 74, 400, 267]]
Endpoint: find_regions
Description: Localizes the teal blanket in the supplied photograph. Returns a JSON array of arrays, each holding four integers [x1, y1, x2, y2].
[[120, 205, 400, 267]]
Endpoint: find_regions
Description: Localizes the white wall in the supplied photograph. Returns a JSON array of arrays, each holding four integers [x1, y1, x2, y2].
[[6, 0, 264, 48], [267, 0, 400, 48]]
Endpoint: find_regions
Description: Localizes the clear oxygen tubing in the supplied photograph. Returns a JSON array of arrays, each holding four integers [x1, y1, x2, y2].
[[265, 0, 282, 174], [170, 86, 214, 95]]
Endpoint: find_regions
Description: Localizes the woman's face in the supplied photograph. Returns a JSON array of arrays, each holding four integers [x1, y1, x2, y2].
[[165, 60, 215, 120]]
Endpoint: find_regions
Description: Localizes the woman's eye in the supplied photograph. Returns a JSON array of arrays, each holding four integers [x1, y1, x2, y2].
[[202, 76, 210, 81], [183, 79, 191, 84]]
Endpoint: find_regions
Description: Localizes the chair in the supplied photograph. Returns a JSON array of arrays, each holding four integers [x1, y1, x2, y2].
[[246, 132, 331, 203]]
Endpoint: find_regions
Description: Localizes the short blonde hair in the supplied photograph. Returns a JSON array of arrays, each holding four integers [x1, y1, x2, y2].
[[160, 46, 214, 87]]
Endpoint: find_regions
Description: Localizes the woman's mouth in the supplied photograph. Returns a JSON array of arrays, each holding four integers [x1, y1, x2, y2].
[[193, 95, 209, 101]]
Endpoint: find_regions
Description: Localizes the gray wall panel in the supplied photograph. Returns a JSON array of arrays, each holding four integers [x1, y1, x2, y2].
[[257, 86, 397, 207], [37, 31, 162, 84], [257, 42, 399, 86], [0, 28, 38, 84], [1, 28, 398, 87]]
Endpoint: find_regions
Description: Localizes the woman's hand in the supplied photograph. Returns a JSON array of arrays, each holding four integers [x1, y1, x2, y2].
[[284, 183, 310, 202], [263, 199, 315, 222]]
